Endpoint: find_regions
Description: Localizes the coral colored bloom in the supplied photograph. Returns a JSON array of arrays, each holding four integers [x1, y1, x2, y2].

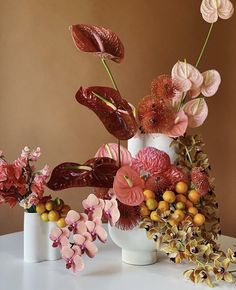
[[49, 227, 70, 248], [65, 210, 88, 234], [113, 166, 144, 206], [73, 233, 98, 258], [103, 199, 120, 225], [200, 0, 234, 23], [151, 74, 180, 100], [86, 218, 107, 243], [132, 147, 171, 175], [95, 143, 132, 166], [82, 194, 104, 220], [61, 245, 84, 272]]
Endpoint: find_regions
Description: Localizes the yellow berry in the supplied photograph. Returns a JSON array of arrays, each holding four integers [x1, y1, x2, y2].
[[40, 212, 49, 222], [175, 182, 188, 194], [48, 210, 60, 222], [175, 255, 181, 263], [36, 203, 46, 214], [45, 200, 55, 211], [173, 209, 185, 222], [168, 219, 178, 226], [150, 211, 160, 222], [140, 206, 151, 217], [163, 191, 176, 203], [193, 213, 205, 226], [146, 198, 158, 210], [176, 201, 185, 210], [158, 200, 169, 212], [175, 194, 187, 203], [188, 206, 198, 216], [188, 190, 200, 204], [143, 189, 155, 201], [57, 217, 67, 228]]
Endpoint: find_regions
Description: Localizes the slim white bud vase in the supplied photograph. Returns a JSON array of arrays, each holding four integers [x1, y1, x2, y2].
[[24, 212, 61, 262]]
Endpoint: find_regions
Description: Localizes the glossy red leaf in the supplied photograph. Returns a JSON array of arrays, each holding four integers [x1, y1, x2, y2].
[[47, 157, 118, 191], [70, 24, 124, 63], [76, 86, 138, 140]]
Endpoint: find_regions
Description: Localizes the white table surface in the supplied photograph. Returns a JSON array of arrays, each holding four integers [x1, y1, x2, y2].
[[0, 226, 236, 290]]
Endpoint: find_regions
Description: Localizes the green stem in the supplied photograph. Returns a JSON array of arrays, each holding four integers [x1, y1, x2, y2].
[[229, 270, 236, 273], [101, 58, 119, 91], [196, 23, 214, 68], [101, 58, 121, 167]]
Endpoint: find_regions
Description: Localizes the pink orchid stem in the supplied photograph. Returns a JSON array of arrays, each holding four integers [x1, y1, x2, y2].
[[101, 58, 121, 167], [196, 23, 214, 68]]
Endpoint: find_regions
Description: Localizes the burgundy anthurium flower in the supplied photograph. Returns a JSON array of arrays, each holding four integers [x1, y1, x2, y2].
[[47, 157, 118, 191], [76, 86, 138, 140], [70, 24, 124, 63]]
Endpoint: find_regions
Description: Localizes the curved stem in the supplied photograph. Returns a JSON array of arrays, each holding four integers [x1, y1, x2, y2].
[[196, 23, 214, 68]]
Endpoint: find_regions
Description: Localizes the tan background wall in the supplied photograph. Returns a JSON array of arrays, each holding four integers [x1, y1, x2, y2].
[[0, 0, 235, 236]]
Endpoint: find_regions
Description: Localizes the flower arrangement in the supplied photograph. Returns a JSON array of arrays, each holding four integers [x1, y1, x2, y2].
[[0, 147, 50, 211], [45, 0, 236, 287], [1, 0, 235, 287]]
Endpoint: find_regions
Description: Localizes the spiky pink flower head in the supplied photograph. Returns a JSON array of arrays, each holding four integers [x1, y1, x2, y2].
[[191, 167, 210, 196], [132, 147, 171, 175], [145, 174, 173, 194], [151, 74, 180, 100]]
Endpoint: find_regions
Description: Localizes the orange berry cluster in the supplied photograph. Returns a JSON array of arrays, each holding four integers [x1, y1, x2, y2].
[[36, 198, 71, 228], [140, 181, 205, 227]]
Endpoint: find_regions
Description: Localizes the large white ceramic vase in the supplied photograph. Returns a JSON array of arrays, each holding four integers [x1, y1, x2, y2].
[[24, 212, 61, 263], [108, 132, 176, 265]]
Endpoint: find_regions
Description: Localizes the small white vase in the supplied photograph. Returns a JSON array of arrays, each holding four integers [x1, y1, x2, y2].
[[24, 212, 61, 263], [108, 224, 157, 265], [128, 132, 176, 162]]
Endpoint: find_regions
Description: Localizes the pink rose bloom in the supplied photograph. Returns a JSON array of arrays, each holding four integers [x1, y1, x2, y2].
[[50, 227, 70, 248], [61, 245, 84, 272]]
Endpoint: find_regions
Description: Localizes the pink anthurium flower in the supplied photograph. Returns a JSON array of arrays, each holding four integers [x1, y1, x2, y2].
[[164, 109, 188, 138], [82, 194, 104, 220], [49, 227, 70, 248], [70, 24, 124, 63], [73, 233, 98, 258], [65, 210, 88, 234], [172, 61, 203, 92], [95, 143, 132, 166], [201, 70, 221, 97], [61, 245, 84, 272], [113, 166, 144, 206], [103, 199, 120, 226], [86, 218, 107, 243], [200, 0, 234, 23], [184, 98, 208, 128]]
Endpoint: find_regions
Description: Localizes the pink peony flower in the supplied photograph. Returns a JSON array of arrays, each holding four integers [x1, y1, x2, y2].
[[65, 210, 88, 234], [103, 199, 120, 225], [95, 143, 132, 167], [73, 233, 98, 258], [61, 245, 84, 272], [86, 218, 107, 243], [49, 227, 70, 248], [200, 0, 234, 23], [132, 147, 171, 175], [82, 194, 104, 220], [113, 166, 144, 206]]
